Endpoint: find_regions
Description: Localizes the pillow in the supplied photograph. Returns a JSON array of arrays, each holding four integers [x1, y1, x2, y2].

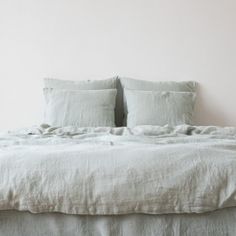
[[44, 89, 117, 127], [119, 77, 197, 125], [120, 77, 197, 92], [44, 77, 117, 90], [44, 77, 124, 127], [125, 89, 196, 128]]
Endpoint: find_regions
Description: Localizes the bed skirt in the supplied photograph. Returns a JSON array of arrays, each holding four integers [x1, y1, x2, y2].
[[0, 208, 236, 236]]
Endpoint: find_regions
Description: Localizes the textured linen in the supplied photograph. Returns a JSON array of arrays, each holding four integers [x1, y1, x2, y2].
[[119, 77, 197, 125], [120, 77, 197, 92], [44, 89, 117, 127], [1, 125, 236, 215], [44, 77, 117, 90], [1, 208, 236, 236], [44, 77, 124, 127], [125, 90, 196, 127]]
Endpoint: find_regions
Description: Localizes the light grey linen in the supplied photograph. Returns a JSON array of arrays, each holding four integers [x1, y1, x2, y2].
[[1, 208, 236, 236], [125, 90, 196, 127], [120, 77, 197, 92], [44, 77, 117, 90], [44, 77, 124, 127], [44, 89, 117, 127], [119, 77, 197, 125], [1, 125, 236, 215]]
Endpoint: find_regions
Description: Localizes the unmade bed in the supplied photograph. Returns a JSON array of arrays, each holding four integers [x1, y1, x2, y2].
[[1, 125, 236, 235]]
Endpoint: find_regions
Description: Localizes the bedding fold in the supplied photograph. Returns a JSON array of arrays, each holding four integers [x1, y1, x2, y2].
[[1, 125, 236, 215]]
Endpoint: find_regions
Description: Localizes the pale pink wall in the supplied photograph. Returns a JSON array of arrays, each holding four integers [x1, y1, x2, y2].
[[0, 0, 236, 130]]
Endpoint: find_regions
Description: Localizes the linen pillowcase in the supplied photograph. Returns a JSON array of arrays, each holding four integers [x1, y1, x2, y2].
[[119, 77, 197, 125], [44, 77, 123, 127], [44, 89, 117, 127], [125, 89, 196, 128], [44, 77, 117, 90], [120, 77, 197, 92]]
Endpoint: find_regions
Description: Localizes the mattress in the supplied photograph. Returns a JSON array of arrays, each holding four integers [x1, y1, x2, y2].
[[0, 208, 236, 236]]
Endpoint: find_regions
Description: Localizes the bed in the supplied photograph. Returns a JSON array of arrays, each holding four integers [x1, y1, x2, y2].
[[1, 77, 236, 235], [1, 124, 236, 235]]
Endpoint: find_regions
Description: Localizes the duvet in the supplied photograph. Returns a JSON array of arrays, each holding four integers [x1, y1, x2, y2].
[[0, 124, 236, 215]]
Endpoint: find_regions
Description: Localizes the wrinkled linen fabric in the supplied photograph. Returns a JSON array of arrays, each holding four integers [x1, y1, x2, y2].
[[43, 77, 124, 127], [119, 77, 197, 125], [43, 89, 117, 127], [124, 89, 196, 127], [44, 77, 117, 90], [1, 208, 236, 236], [1, 124, 236, 215]]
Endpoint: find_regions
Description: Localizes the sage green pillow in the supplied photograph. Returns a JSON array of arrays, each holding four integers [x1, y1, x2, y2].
[[44, 77, 117, 90], [119, 77, 197, 125], [44, 89, 117, 127], [44, 77, 124, 127], [125, 89, 196, 128]]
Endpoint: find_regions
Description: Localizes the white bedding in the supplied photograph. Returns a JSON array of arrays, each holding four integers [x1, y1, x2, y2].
[[1, 125, 236, 215]]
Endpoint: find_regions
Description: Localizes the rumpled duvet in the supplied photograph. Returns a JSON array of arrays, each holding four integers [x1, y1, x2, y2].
[[1, 124, 236, 215]]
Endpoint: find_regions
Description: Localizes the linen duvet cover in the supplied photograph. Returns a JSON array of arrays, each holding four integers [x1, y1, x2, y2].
[[1, 124, 236, 216]]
